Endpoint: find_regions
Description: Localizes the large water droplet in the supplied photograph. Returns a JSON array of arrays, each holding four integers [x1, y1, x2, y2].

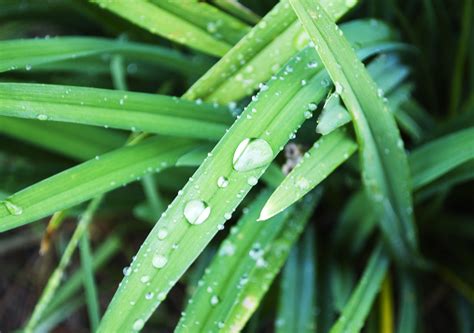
[[3, 200, 23, 216], [152, 254, 168, 268], [157, 228, 168, 240], [217, 176, 229, 188], [184, 200, 211, 225], [210, 295, 220, 306], [233, 138, 273, 172], [133, 319, 144, 331]]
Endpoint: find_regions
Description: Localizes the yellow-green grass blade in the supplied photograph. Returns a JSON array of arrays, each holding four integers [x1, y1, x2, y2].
[[0, 83, 232, 140], [90, 0, 232, 57], [151, 0, 250, 45], [0, 137, 196, 232], [290, 0, 418, 264], [0, 117, 126, 161], [24, 196, 103, 333], [0, 37, 206, 76], [184, 0, 362, 104], [275, 225, 316, 333], [96, 33, 396, 331], [176, 190, 318, 332], [329, 244, 390, 333], [259, 128, 357, 220]]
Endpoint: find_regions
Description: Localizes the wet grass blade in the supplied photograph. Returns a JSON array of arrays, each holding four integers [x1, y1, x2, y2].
[[260, 128, 356, 220], [329, 244, 390, 333], [96, 26, 394, 331], [0, 37, 205, 75], [0, 137, 196, 232], [276, 225, 316, 333], [184, 0, 360, 104], [211, 0, 260, 24], [0, 83, 232, 140], [0, 117, 126, 161], [290, 0, 418, 264], [24, 196, 102, 333], [90, 0, 232, 57], [176, 190, 319, 332]]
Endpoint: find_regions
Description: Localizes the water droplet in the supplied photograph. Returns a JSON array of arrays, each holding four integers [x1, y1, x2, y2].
[[3, 200, 23, 216], [123, 266, 131, 276], [37, 114, 48, 121], [210, 295, 220, 306], [304, 111, 313, 119], [157, 229, 168, 240], [157, 292, 167, 301], [217, 176, 229, 188], [145, 292, 154, 300], [247, 176, 258, 186], [308, 103, 317, 111], [184, 200, 211, 225], [25, 64, 32, 71], [140, 275, 150, 283], [224, 212, 232, 220], [152, 254, 168, 268], [335, 82, 344, 94], [233, 138, 273, 172], [307, 61, 318, 68], [133, 319, 144, 331]]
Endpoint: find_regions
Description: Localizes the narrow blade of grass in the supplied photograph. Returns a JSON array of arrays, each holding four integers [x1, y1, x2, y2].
[[290, 0, 418, 264], [0, 83, 232, 140], [24, 196, 103, 333], [276, 225, 316, 333], [90, 0, 232, 57], [211, 0, 260, 25], [329, 244, 390, 333], [396, 271, 418, 333], [97, 29, 395, 331], [260, 128, 357, 220], [79, 231, 101, 332], [0, 137, 196, 232], [0, 37, 206, 75], [379, 274, 394, 333]]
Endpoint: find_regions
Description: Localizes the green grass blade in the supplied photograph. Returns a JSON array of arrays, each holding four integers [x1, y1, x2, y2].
[[177, 190, 319, 332], [396, 271, 418, 333], [290, 0, 418, 264], [211, 0, 260, 25], [260, 128, 356, 220], [90, 0, 232, 57], [0, 83, 232, 140], [24, 196, 103, 333], [329, 244, 390, 333], [410, 127, 474, 189], [0, 137, 196, 232], [0, 37, 205, 75], [276, 225, 316, 333], [0, 117, 126, 161], [96, 27, 395, 330], [151, 0, 250, 45], [79, 231, 101, 332], [184, 0, 360, 104]]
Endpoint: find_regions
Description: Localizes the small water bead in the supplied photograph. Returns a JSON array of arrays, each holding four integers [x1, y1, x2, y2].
[[145, 292, 154, 300], [210, 295, 220, 306], [304, 111, 313, 119], [3, 200, 23, 216], [140, 275, 150, 283], [123, 266, 131, 276], [152, 254, 168, 268], [242, 296, 257, 310], [133, 319, 144, 331], [157, 228, 168, 240], [25, 64, 32, 71], [233, 138, 273, 172], [335, 82, 344, 94], [307, 61, 318, 68], [296, 177, 310, 190], [307, 103, 318, 111], [247, 176, 258, 186], [224, 212, 232, 220], [157, 292, 167, 301], [184, 199, 211, 225], [37, 114, 48, 121]]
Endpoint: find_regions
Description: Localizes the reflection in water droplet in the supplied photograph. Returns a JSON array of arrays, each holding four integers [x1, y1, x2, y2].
[[3, 200, 23, 216], [217, 176, 229, 188], [210, 295, 220, 306], [152, 254, 168, 268], [233, 138, 273, 172], [184, 200, 211, 225], [133, 319, 144, 331]]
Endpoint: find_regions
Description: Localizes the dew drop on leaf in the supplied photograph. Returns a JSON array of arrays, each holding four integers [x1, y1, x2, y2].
[[3, 200, 23, 216], [217, 176, 229, 188], [132, 319, 144, 331], [233, 138, 273, 172], [184, 200, 211, 225], [152, 254, 168, 269], [210, 295, 220, 306]]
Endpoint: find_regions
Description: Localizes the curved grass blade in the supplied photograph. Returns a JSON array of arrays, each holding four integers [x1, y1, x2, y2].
[[96, 30, 396, 331], [0, 83, 232, 140], [0, 137, 196, 232], [0, 117, 126, 161], [275, 225, 316, 333], [177, 191, 319, 332], [316, 94, 352, 135], [151, 0, 250, 45], [211, 0, 260, 25], [0, 37, 205, 75], [260, 127, 357, 220], [90, 0, 231, 57], [410, 127, 474, 189], [328, 244, 390, 333], [290, 0, 418, 264], [183, 0, 361, 103], [24, 197, 102, 333]]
